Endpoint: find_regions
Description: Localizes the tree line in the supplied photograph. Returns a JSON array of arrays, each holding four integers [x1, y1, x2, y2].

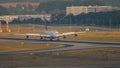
[[9, 10, 120, 28], [0, 6, 9, 15], [36, 0, 104, 14], [51, 10, 120, 28]]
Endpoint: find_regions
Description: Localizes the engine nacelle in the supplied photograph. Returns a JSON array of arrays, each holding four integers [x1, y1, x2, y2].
[[40, 37, 43, 40], [26, 35, 29, 39], [74, 34, 78, 37], [63, 35, 66, 39]]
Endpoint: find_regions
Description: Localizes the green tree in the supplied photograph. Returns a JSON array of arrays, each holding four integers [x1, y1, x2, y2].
[[0, 6, 9, 15]]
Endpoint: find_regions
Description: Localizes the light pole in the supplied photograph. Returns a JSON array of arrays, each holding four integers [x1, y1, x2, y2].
[[0, 21, 3, 32], [6, 20, 11, 32]]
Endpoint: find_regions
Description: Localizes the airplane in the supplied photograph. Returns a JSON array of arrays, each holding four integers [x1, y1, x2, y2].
[[15, 17, 86, 41]]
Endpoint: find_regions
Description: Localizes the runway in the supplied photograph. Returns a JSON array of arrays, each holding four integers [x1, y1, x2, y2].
[[0, 37, 120, 54]]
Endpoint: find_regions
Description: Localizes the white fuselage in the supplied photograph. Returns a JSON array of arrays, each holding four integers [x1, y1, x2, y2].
[[45, 30, 59, 37]]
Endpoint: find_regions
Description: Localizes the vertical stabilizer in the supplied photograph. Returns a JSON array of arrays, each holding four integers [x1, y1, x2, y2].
[[43, 16, 48, 31]]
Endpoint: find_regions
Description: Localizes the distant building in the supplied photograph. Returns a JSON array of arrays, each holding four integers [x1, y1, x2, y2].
[[0, 14, 51, 22], [0, 2, 40, 8], [0, 15, 18, 22], [18, 14, 51, 21], [66, 6, 113, 15], [0, 2, 40, 13]]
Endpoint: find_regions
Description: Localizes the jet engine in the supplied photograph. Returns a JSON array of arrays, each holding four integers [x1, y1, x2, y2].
[[63, 35, 66, 39], [26, 35, 29, 39], [74, 33, 78, 37], [40, 37, 43, 40]]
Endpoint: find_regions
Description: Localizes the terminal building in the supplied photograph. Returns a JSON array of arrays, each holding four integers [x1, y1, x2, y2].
[[66, 6, 113, 15], [0, 15, 18, 22], [18, 14, 51, 21], [0, 14, 51, 22]]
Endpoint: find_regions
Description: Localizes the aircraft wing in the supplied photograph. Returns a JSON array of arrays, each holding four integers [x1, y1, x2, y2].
[[15, 33, 51, 38], [60, 32, 76, 36], [15, 33, 41, 36], [59, 31, 86, 36]]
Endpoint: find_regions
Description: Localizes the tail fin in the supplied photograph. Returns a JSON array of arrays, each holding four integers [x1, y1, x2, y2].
[[43, 16, 48, 31]]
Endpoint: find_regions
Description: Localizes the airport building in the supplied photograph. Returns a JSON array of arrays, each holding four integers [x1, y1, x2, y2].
[[0, 2, 40, 8], [0, 15, 19, 22], [66, 6, 113, 15], [0, 14, 51, 22], [18, 14, 51, 21]]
